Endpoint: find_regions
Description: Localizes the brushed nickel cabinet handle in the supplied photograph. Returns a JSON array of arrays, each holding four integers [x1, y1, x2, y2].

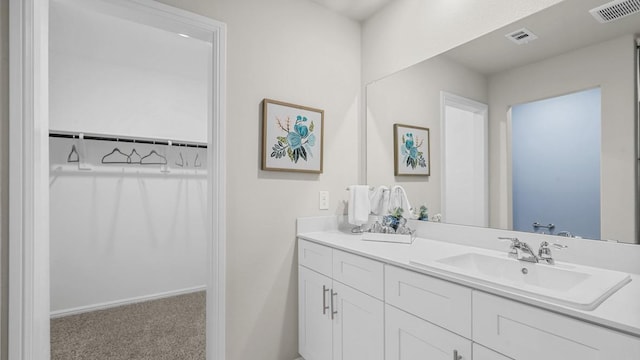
[[453, 349, 462, 360], [331, 290, 338, 320], [322, 285, 330, 314]]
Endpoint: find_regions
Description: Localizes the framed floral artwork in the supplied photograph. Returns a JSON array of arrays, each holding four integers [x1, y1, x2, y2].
[[262, 99, 324, 173], [394, 123, 430, 176]]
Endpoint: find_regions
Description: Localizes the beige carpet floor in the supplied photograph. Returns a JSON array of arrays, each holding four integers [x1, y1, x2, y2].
[[51, 291, 206, 360]]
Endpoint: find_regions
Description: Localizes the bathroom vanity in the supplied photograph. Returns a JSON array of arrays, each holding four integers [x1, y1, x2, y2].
[[297, 217, 640, 360]]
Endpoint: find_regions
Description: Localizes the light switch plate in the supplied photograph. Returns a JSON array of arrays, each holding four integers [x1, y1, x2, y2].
[[319, 191, 329, 210]]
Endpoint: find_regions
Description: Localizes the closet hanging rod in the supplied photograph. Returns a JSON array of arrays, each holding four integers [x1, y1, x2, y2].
[[48, 131, 208, 148]]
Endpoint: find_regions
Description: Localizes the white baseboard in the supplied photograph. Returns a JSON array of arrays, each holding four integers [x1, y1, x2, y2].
[[50, 285, 207, 319]]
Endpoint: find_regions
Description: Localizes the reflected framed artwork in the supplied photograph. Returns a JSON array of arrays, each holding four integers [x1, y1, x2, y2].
[[262, 99, 324, 173], [394, 123, 430, 176]]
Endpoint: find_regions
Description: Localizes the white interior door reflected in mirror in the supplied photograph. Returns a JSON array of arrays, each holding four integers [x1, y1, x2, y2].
[[441, 92, 488, 227]]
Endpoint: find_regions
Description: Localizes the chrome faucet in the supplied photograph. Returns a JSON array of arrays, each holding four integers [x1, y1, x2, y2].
[[499, 237, 538, 263], [499, 237, 568, 265], [538, 241, 568, 265]]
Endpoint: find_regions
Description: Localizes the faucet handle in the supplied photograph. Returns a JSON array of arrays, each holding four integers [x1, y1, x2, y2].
[[538, 241, 567, 265], [551, 242, 568, 249], [538, 241, 552, 256], [540, 241, 568, 250], [498, 237, 520, 258], [498, 237, 521, 247]]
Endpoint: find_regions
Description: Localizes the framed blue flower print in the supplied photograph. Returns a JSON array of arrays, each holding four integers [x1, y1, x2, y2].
[[394, 124, 430, 176], [262, 99, 324, 173]]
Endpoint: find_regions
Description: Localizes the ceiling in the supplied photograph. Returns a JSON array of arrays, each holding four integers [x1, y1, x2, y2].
[[311, 0, 640, 73], [442, 0, 640, 75], [309, 0, 393, 21]]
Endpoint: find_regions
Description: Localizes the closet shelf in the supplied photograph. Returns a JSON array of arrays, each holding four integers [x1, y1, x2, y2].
[[49, 131, 208, 149]]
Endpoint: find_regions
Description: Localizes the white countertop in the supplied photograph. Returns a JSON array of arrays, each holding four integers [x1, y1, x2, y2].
[[298, 230, 640, 338]]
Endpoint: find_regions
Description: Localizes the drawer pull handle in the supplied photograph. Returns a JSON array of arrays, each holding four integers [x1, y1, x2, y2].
[[453, 350, 462, 360], [322, 286, 330, 314], [331, 291, 338, 319]]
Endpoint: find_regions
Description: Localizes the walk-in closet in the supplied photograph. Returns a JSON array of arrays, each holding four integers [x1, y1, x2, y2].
[[48, 0, 212, 358]]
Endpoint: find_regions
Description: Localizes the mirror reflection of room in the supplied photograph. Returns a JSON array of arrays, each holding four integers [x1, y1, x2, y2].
[[511, 88, 601, 240], [48, 0, 210, 358], [366, 0, 639, 244]]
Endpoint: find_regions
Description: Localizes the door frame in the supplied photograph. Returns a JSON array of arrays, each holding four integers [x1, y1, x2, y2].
[[8, 0, 227, 359], [440, 91, 489, 226]]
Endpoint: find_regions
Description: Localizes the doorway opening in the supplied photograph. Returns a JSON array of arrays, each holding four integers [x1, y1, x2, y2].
[[9, 0, 226, 359], [510, 87, 601, 239]]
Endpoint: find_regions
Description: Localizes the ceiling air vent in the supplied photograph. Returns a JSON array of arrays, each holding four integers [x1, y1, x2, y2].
[[590, 0, 640, 23], [505, 28, 538, 45]]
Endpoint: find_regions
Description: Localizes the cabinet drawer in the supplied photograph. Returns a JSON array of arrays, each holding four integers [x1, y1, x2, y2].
[[298, 239, 332, 277], [473, 291, 640, 360], [332, 249, 384, 299], [473, 343, 512, 360], [385, 304, 471, 360], [385, 265, 472, 338]]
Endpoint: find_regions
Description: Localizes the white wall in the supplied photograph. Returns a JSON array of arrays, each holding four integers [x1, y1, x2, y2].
[[362, 0, 563, 84], [488, 34, 637, 243], [154, 1, 362, 359], [366, 55, 487, 216], [49, 1, 210, 142], [0, 0, 8, 357], [49, 139, 208, 313]]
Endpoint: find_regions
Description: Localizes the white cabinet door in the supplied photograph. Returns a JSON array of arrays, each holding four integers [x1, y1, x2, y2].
[[385, 265, 472, 338], [299, 266, 333, 360], [332, 281, 384, 360], [386, 304, 472, 360], [473, 343, 512, 360], [473, 292, 640, 360]]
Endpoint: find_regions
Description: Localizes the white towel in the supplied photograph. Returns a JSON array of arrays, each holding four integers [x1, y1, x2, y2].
[[348, 185, 371, 226], [389, 185, 414, 218], [369, 186, 390, 215]]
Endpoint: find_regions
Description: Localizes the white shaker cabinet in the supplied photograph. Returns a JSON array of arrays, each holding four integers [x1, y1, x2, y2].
[[299, 239, 333, 276], [473, 344, 513, 360], [298, 240, 384, 360], [385, 264, 472, 338], [298, 237, 640, 360], [386, 304, 471, 360], [331, 281, 384, 360], [299, 266, 332, 360], [473, 292, 640, 360]]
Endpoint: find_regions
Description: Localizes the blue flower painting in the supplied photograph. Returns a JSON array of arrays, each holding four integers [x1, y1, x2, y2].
[[400, 132, 427, 169], [394, 124, 430, 176], [270, 115, 316, 163], [262, 99, 324, 173]]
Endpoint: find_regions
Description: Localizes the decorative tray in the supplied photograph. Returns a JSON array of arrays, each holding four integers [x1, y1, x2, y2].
[[361, 231, 415, 244]]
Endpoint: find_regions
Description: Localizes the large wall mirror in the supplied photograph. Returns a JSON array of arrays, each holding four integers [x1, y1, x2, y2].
[[366, 0, 640, 244]]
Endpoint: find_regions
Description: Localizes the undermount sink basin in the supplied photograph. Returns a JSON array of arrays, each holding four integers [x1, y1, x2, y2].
[[410, 252, 631, 311]]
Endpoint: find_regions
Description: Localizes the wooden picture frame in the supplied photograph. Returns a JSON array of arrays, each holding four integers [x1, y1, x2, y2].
[[394, 123, 430, 176], [262, 99, 324, 173]]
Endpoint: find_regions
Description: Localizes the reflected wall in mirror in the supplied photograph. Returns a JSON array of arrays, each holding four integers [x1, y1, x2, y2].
[[366, 0, 639, 244]]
